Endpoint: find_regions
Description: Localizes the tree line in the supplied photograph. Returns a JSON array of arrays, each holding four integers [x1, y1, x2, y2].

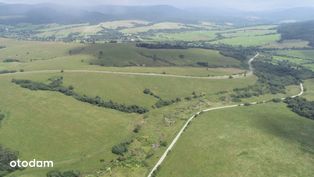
[[12, 77, 148, 114], [0, 70, 17, 74]]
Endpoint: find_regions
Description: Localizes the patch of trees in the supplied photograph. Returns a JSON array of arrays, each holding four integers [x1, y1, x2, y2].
[[0, 70, 17, 74], [0, 46, 5, 49], [285, 97, 314, 120], [143, 88, 161, 99], [254, 61, 314, 87], [0, 146, 21, 176], [232, 61, 314, 100], [47, 170, 80, 177], [111, 140, 133, 156], [3, 59, 20, 63], [12, 77, 148, 114], [278, 20, 314, 47], [155, 98, 181, 108]]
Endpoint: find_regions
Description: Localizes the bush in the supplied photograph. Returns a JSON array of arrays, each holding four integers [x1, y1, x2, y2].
[[160, 141, 168, 147], [0, 113, 4, 122], [272, 98, 282, 103], [0, 146, 20, 176], [112, 143, 129, 155]]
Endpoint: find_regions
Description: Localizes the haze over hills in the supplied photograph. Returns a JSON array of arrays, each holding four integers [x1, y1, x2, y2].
[[1, 2, 314, 25]]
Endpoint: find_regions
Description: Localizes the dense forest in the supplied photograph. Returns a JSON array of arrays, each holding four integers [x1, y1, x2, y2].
[[278, 20, 314, 47], [12, 77, 148, 114]]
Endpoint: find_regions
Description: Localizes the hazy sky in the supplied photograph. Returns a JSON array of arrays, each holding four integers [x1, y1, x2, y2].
[[1, 0, 314, 10]]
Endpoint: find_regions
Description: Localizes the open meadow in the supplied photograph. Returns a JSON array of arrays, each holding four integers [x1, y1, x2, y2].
[[0, 16, 313, 177], [157, 103, 314, 177]]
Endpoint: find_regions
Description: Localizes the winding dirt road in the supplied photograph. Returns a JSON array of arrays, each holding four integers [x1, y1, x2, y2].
[[146, 53, 305, 177]]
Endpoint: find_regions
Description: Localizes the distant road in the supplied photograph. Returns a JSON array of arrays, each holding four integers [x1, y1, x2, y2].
[[247, 53, 259, 75], [0, 69, 248, 80]]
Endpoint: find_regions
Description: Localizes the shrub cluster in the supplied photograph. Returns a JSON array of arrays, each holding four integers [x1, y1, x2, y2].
[[12, 77, 148, 114], [0, 146, 21, 176], [155, 98, 181, 108], [143, 88, 161, 99], [111, 140, 132, 156], [3, 59, 20, 63], [0, 113, 5, 123], [0, 70, 17, 74]]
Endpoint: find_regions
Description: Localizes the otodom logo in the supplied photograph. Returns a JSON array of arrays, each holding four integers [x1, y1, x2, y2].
[[10, 159, 54, 168]]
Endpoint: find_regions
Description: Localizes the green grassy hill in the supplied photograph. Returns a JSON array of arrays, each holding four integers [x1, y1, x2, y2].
[[157, 103, 314, 177], [73, 43, 242, 67]]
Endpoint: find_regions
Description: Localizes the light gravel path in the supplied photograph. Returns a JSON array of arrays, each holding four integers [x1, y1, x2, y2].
[[146, 53, 305, 177]]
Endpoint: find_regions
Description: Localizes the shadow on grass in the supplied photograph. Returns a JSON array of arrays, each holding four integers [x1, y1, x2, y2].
[[253, 109, 314, 154]]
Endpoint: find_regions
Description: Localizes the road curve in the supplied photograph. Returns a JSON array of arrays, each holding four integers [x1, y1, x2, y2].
[[147, 82, 304, 177], [247, 53, 259, 75], [147, 53, 305, 177]]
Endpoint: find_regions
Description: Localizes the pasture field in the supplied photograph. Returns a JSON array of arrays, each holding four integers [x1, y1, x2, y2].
[[277, 50, 314, 59], [263, 40, 310, 49], [151, 30, 217, 41], [157, 103, 314, 177], [212, 34, 280, 47], [73, 43, 242, 67], [0, 71, 256, 177], [303, 79, 314, 101], [219, 28, 276, 38], [273, 50, 314, 71], [36, 20, 151, 39], [0, 38, 82, 62], [0, 38, 246, 75], [120, 22, 189, 34], [0, 75, 140, 177], [0, 23, 313, 177]]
